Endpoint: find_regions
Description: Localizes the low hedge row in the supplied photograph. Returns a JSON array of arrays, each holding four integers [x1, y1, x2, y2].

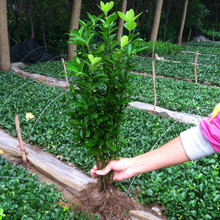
[[0, 71, 219, 219]]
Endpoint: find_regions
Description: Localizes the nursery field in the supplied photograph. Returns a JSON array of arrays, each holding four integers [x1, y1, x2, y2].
[[0, 41, 220, 219], [0, 157, 99, 220]]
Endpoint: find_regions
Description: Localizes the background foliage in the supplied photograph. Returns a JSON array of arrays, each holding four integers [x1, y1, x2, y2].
[[7, 0, 220, 56]]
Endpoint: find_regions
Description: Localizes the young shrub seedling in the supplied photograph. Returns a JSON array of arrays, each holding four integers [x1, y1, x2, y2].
[[67, 1, 145, 191]]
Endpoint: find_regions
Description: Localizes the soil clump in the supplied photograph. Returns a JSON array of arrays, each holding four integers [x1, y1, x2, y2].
[[78, 182, 142, 220]]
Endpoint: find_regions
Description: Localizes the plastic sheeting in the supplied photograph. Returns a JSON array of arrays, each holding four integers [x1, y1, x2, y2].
[[10, 38, 61, 64]]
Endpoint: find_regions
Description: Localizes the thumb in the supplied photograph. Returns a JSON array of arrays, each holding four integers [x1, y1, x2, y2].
[[95, 163, 113, 176]]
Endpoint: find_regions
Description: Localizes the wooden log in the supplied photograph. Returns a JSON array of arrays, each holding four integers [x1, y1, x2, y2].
[[128, 101, 204, 125], [194, 50, 198, 84], [130, 210, 162, 220], [61, 58, 69, 89], [0, 130, 95, 192], [15, 114, 27, 164], [152, 60, 157, 113]]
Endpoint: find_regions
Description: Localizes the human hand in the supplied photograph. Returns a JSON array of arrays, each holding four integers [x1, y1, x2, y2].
[[90, 157, 136, 181]]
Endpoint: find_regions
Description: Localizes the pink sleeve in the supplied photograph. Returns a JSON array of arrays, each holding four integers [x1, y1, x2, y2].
[[200, 112, 220, 152]]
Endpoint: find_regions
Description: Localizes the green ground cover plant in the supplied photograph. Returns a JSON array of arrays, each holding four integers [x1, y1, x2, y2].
[[188, 41, 220, 48], [130, 74, 220, 115], [20, 49, 220, 87], [164, 51, 220, 65], [201, 29, 220, 38], [21, 61, 67, 80], [0, 71, 219, 219], [0, 157, 99, 219], [1, 69, 219, 122], [133, 56, 220, 86], [20, 61, 76, 83], [185, 45, 220, 55], [127, 154, 219, 220], [134, 40, 182, 57], [116, 109, 219, 220]]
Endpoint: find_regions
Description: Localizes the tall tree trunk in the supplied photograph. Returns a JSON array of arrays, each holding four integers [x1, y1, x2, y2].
[[134, 0, 142, 27], [117, 0, 127, 41], [178, 0, 188, 45], [9, 0, 21, 43], [163, 0, 172, 42], [150, 0, 163, 42], [28, 0, 35, 38], [0, 0, 10, 71], [215, 5, 219, 31], [40, 0, 47, 51], [68, 0, 82, 61]]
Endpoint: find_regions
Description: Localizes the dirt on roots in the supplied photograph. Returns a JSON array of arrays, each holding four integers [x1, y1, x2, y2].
[[78, 182, 142, 220]]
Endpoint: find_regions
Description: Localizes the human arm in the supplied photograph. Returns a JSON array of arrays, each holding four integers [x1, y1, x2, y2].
[[91, 136, 190, 181], [91, 104, 219, 181]]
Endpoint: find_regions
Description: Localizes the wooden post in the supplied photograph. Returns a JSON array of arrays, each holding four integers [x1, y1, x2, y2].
[[152, 41, 155, 58], [61, 58, 69, 89], [15, 114, 27, 164], [212, 28, 215, 48], [152, 60, 157, 113], [194, 50, 198, 84], [186, 28, 191, 49]]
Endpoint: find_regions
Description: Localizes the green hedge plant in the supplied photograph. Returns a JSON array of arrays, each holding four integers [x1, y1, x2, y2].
[[67, 1, 145, 191]]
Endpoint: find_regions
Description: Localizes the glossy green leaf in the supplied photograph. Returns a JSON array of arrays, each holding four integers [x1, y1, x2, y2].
[[120, 35, 129, 48]]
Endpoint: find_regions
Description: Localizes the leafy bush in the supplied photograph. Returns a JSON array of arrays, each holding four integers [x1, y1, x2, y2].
[[201, 29, 220, 39], [66, 1, 145, 190], [0, 157, 99, 219], [134, 40, 182, 57]]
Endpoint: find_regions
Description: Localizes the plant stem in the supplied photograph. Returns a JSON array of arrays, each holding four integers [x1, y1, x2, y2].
[[95, 155, 103, 191]]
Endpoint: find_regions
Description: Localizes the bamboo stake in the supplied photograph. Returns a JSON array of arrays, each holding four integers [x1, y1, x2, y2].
[[152, 41, 155, 58], [61, 58, 69, 89], [15, 114, 27, 164], [194, 50, 198, 84], [212, 28, 215, 48], [152, 60, 157, 113]]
